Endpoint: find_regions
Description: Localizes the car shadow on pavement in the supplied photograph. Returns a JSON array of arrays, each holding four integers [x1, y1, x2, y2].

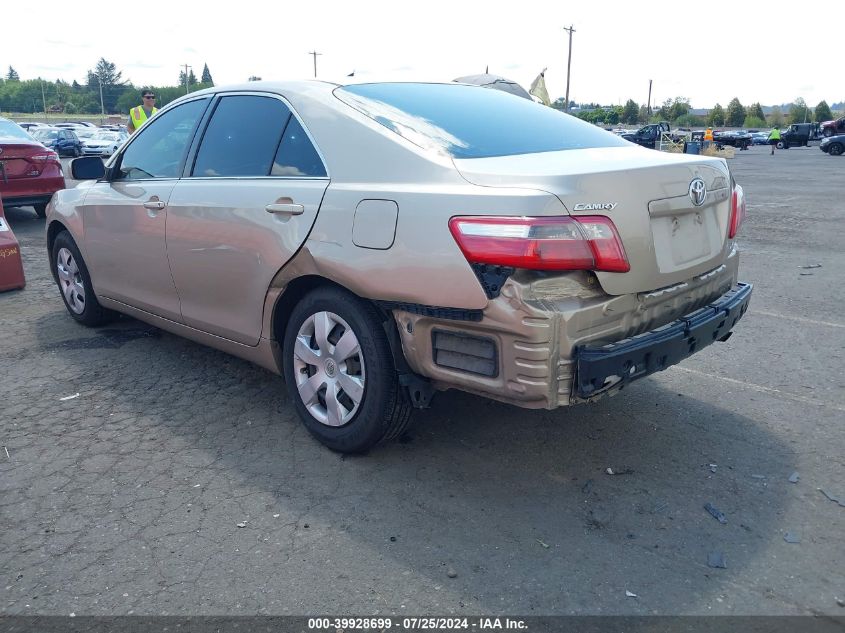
[[11, 313, 796, 615]]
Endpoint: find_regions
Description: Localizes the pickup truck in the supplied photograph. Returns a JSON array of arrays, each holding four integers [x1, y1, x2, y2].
[[821, 116, 845, 137], [621, 122, 671, 149]]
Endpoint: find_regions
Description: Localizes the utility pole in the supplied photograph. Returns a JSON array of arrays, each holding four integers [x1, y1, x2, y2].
[[98, 76, 106, 124], [182, 64, 192, 95], [41, 81, 48, 121], [563, 25, 575, 112], [647, 79, 653, 118], [308, 51, 322, 78]]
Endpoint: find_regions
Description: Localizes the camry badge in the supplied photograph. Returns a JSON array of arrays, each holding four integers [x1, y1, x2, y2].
[[689, 178, 707, 206], [573, 202, 617, 211]]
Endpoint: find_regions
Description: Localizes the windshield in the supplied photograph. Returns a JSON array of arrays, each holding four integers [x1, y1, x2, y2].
[[93, 131, 122, 141], [335, 83, 629, 159], [33, 129, 59, 140], [0, 119, 34, 140]]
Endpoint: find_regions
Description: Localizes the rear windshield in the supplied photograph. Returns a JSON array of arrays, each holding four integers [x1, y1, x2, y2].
[[0, 120, 33, 140], [335, 83, 629, 159]]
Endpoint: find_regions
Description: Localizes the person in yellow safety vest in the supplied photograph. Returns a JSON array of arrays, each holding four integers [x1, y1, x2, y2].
[[704, 128, 714, 141], [128, 91, 158, 135], [768, 127, 781, 155]]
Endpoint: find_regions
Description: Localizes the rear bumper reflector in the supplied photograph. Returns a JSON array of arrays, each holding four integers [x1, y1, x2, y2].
[[432, 330, 498, 377], [574, 282, 752, 398]]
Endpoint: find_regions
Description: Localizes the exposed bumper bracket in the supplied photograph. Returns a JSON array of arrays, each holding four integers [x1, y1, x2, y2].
[[573, 282, 753, 399]]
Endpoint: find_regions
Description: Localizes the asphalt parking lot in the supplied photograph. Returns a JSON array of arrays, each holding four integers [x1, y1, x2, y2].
[[1, 145, 843, 617]]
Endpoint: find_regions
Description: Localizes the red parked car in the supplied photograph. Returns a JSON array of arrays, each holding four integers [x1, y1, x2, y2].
[[0, 117, 65, 218]]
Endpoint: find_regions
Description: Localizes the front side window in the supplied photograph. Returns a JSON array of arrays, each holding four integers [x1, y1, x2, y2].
[[335, 83, 629, 159], [116, 98, 208, 180], [192, 95, 291, 177]]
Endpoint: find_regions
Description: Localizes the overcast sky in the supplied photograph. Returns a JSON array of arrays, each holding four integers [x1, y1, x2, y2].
[[8, 0, 839, 109]]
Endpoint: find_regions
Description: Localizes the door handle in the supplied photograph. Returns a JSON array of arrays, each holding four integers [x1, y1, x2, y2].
[[143, 200, 166, 210], [265, 203, 304, 216]]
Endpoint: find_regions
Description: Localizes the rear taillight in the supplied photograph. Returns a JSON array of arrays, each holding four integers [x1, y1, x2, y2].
[[448, 215, 630, 273], [31, 151, 60, 163], [729, 183, 745, 239]]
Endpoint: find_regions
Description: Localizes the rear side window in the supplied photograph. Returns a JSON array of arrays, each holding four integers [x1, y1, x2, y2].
[[193, 96, 291, 177], [272, 116, 327, 177], [335, 83, 629, 159]]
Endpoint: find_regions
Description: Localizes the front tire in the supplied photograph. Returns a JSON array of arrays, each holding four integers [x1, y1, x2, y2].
[[829, 143, 843, 156], [282, 286, 412, 453], [51, 231, 115, 326]]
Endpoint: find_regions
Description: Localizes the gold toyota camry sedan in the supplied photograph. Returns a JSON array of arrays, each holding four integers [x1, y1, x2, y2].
[[47, 81, 751, 453]]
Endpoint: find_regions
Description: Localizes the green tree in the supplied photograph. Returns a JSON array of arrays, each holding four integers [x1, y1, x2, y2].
[[707, 103, 725, 127], [674, 113, 706, 128], [622, 99, 639, 124], [6, 66, 19, 81], [788, 98, 809, 124], [668, 97, 690, 122], [87, 58, 129, 113], [201, 63, 213, 85], [743, 116, 767, 129], [726, 98, 746, 127], [178, 69, 198, 87], [748, 102, 765, 120], [64, 102, 78, 114], [815, 101, 833, 122], [768, 106, 785, 127], [551, 97, 567, 112], [657, 98, 672, 121]]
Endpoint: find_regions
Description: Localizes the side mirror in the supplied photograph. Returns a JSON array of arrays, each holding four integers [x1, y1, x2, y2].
[[70, 156, 106, 181]]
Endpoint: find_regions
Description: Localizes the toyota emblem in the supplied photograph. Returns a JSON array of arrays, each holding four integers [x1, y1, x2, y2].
[[689, 178, 707, 206]]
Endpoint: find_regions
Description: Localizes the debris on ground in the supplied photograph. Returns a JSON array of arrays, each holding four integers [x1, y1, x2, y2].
[[788, 472, 800, 483], [536, 539, 550, 549], [606, 468, 614, 475], [707, 551, 728, 569], [236, 522, 247, 528], [799, 264, 822, 269], [390, 536, 397, 542], [751, 474, 767, 479], [581, 479, 594, 494], [625, 590, 637, 598], [783, 532, 801, 544], [59, 393, 80, 401], [704, 503, 728, 524], [447, 569, 458, 578], [818, 489, 845, 507], [606, 468, 634, 476], [709, 464, 718, 473], [836, 598, 845, 608], [652, 501, 669, 514], [3, 446, 9, 460], [273, 514, 280, 518]]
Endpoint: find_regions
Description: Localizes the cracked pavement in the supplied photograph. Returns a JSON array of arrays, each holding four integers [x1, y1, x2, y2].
[[1, 147, 843, 616]]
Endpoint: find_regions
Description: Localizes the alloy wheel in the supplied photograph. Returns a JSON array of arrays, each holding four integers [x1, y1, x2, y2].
[[56, 247, 86, 314], [292, 311, 366, 427]]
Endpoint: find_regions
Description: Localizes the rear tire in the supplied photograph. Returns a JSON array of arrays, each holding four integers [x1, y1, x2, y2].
[[282, 286, 412, 453], [51, 231, 115, 327]]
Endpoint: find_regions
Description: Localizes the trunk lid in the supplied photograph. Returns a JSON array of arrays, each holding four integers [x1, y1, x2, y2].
[[453, 146, 733, 295], [0, 140, 50, 180]]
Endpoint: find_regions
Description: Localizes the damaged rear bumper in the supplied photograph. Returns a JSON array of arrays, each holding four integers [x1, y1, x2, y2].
[[573, 282, 752, 399]]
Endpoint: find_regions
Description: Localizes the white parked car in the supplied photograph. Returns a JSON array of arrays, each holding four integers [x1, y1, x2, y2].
[[81, 130, 128, 156]]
